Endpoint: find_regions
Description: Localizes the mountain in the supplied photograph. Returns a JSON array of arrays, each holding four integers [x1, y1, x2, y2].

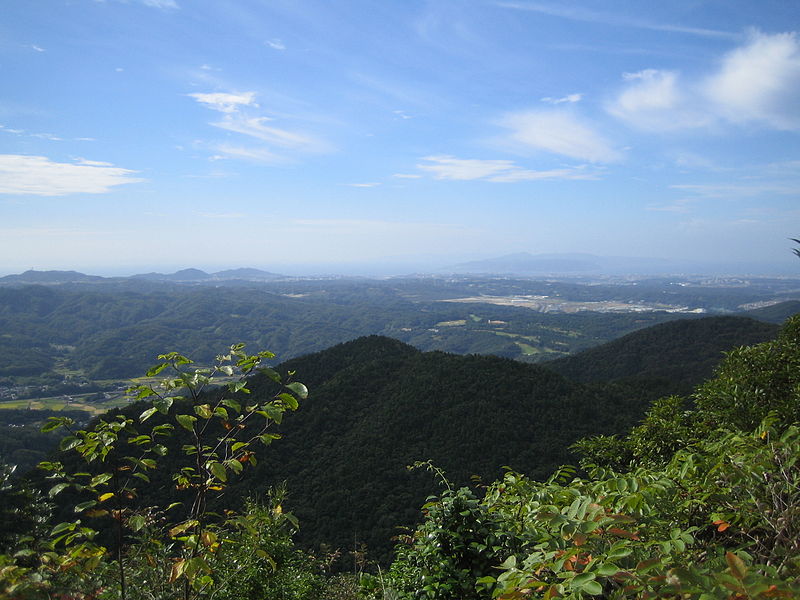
[[131, 268, 211, 281], [211, 268, 283, 280], [221, 336, 655, 561], [447, 252, 675, 275], [0, 270, 106, 284], [130, 268, 284, 282], [743, 300, 800, 324], [543, 315, 779, 397]]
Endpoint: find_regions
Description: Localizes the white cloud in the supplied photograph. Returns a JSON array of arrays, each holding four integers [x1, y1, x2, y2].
[[0, 154, 143, 196], [190, 91, 330, 159], [670, 182, 799, 199], [30, 45, 45, 52], [704, 31, 800, 130], [541, 93, 582, 104], [141, 0, 178, 9], [393, 173, 422, 179], [498, 110, 622, 162], [345, 182, 381, 187], [608, 31, 800, 132], [417, 155, 599, 182], [266, 39, 286, 51], [213, 115, 324, 151], [209, 145, 283, 164], [189, 92, 257, 114], [1, 125, 68, 141], [607, 69, 709, 131], [496, 2, 736, 39]]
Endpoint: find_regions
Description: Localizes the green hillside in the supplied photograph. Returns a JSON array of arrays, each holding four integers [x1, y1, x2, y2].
[[543, 315, 779, 397], [47, 336, 658, 564]]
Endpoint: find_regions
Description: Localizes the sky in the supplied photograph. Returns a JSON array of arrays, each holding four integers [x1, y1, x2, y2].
[[1, 0, 799, 276]]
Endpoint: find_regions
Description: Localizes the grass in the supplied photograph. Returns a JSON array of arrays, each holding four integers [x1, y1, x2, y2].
[[435, 320, 467, 327]]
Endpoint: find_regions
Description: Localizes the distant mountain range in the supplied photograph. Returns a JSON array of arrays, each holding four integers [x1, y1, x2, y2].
[[0, 268, 284, 285], [447, 252, 793, 276]]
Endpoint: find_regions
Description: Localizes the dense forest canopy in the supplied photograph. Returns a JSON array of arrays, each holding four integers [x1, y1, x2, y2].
[[1, 309, 799, 598]]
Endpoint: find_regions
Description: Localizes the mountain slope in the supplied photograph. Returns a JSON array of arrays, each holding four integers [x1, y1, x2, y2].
[[217, 336, 652, 561], [543, 315, 780, 396]]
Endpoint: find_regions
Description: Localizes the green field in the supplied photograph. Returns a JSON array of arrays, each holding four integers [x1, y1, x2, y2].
[[0, 393, 132, 416]]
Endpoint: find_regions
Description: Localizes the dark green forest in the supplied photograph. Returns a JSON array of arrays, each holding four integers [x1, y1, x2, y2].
[[2, 306, 799, 598]]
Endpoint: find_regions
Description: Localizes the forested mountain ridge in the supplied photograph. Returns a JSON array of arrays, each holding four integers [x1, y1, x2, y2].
[[2, 310, 798, 597], [43, 314, 786, 564], [543, 315, 779, 397], [41, 335, 660, 564], [2, 277, 798, 383]]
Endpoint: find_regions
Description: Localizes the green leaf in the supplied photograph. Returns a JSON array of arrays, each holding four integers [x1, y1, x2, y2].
[[146, 362, 169, 376], [285, 382, 308, 399], [49, 483, 70, 498], [570, 573, 597, 589], [129, 514, 146, 532], [277, 393, 298, 410], [59, 436, 81, 451], [41, 418, 65, 433], [153, 397, 174, 414], [90, 473, 113, 487], [595, 563, 620, 576], [194, 404, 212, 419], [50, 522, 76, 536], [139, 407, 158, 423], [176, 414, 197, 432], [209, 462, 227, 482], [582, 580, 603, 595], [259, 367, 282, 383], [221, 399, 241, 413], [224, 458, 243, 474], [75, 500, 98, 513]]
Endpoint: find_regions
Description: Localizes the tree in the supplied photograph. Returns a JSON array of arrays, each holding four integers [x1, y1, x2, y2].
[[3, 344, 308, 600]]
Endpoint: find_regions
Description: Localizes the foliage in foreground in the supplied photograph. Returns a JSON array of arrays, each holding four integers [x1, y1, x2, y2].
[[0, 344, 318, 600], [385, 315, 800, 599]]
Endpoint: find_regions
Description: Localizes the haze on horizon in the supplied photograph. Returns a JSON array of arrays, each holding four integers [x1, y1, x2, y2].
[[1, 1, 799, 276]]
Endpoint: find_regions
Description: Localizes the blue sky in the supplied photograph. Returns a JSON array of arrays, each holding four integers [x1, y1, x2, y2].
[[1, 0, 799, 275]]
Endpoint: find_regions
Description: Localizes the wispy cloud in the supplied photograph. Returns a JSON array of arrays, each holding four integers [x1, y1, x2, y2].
[[189, 92, 257, 114], [140, 0, 178, 9], [30, 45, 45, 52], [0, 125, 66, 141], [209, 145, 283, 164], [266, 39, 286, 50], [670, 182, 799, 199], [497, 110, 622, 162], [541, 93, 582, 104], [0, 155, 143, 196], [190, 90, 330, 160], [417, 155, 599, 182], [496, 2, 736, 39], [393, 173, 422, 179], [345, 182, 381, 188], [213, 116, 324, 150]]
